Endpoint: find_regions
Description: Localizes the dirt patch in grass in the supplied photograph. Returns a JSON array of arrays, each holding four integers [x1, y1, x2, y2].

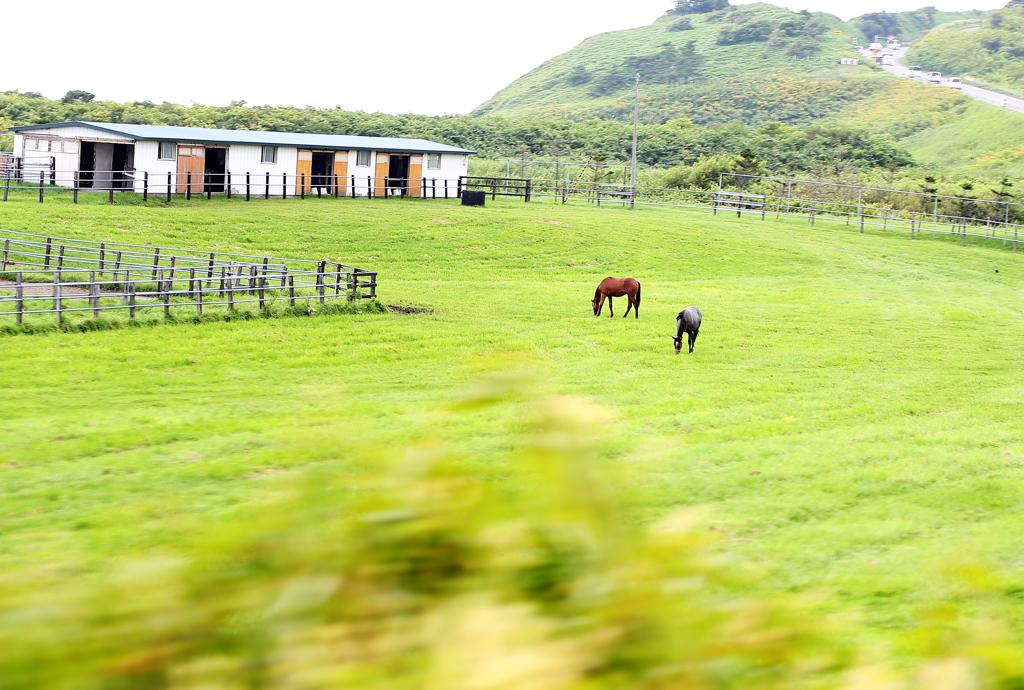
[[387, 304, 434, 315], [0, 280, 90, 297]]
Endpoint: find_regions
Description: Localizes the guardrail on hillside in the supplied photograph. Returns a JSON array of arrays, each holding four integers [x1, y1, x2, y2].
[[0, 230, 377, 325]]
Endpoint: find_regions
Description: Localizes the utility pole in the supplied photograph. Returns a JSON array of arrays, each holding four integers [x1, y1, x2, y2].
[[630, 73, 640, 207]]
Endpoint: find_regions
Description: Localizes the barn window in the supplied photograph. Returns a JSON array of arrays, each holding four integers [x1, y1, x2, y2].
[[356, 150, 371, 167], [427, 153, 441, 169], [261, 146, 278, 164], [158, 142, 176, 160]]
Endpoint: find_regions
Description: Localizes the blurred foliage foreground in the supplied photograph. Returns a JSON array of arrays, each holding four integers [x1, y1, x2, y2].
[[3, 377, 1024, 690]]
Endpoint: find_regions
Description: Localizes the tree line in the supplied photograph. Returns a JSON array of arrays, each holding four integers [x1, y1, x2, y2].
[[1, 89, 911, 173]]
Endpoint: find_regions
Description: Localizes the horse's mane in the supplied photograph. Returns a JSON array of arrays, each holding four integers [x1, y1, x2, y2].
[[593, 286, 602, 303]]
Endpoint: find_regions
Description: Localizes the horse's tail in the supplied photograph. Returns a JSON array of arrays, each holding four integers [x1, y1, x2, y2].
[[635, 281, 641, 307]]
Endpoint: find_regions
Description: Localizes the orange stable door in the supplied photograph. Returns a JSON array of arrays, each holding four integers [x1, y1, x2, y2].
[[374, 153, 389, 197], [296, 150, 312, 195], [176, 146, 205, 194], [334, 152, 349, 195], [408, 155, 423, 197]]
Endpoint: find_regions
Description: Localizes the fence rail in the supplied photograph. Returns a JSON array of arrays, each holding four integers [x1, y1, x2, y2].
[[0, 229, 377, 325], [462, 177, 1023, 251]]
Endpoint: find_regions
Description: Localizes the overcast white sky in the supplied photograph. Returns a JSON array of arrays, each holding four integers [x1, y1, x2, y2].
[[2, 0, 1006, 116]]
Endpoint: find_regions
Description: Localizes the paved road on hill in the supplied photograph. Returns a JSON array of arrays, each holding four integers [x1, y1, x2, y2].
[[860, 48, 1024, 115]]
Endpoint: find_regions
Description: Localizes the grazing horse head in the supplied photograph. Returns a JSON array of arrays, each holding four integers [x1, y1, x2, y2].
[[673, 335, 684, 355]]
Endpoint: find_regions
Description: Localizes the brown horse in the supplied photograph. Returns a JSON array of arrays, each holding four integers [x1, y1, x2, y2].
[[592, 277, 642, 318]]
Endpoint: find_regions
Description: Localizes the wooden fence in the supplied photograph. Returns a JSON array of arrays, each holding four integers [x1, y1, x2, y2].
[[0, 230, 377, 325]]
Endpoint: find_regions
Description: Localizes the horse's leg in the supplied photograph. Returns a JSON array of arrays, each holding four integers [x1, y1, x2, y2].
[[623, 294, 633, 318], [632, 289, 639, 319], [596, 293, 606, 316], [608, 296, 614, 317]]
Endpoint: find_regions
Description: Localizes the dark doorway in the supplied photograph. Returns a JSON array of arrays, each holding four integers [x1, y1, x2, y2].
[[312, 152, 333, 189], [388, 155, 410, 195], [204, 148, 227, 193], [79, 141, 95, 188], [111, 143, 135, 189]]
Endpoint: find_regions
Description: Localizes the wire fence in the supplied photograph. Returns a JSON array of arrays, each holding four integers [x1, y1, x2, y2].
[[460, 176, 1022, 251], [0, 230, 377, 325]]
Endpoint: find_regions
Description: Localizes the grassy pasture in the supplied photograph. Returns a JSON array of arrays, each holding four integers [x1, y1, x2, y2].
[[2, 192, 1024, 651]]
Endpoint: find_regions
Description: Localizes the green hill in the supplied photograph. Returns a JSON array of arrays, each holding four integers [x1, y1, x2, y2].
[[906, 7, 1024, 90], [471, 2, 984, 125]]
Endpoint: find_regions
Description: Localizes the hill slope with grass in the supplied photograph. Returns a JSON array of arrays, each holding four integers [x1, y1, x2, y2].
[[471, 2, 983, 125], [906, 6, 1024, 91]]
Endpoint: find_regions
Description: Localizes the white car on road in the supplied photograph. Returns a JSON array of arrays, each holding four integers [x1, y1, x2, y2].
[[946, 77, 963, 90]]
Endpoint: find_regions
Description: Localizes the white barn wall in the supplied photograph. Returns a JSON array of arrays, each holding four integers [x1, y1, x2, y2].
[[348, 149, 377, 197]]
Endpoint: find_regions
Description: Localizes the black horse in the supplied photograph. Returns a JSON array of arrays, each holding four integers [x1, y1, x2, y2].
[[673, 307, 702, 354]]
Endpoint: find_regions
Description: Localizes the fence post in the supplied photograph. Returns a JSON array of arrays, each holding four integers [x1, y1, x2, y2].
[[39, 171, 44, 203], [53, 272, 62, 323], [167, 172, 172, 203], [911, 212, 915, 239], [15, 272, 23, 325], [265, 172, 270, 199], [114, 250, 122, 274], [206, 177, 212, 200], [73, 171, 79, 204], [283, 173, 287, 200], [90, 271, 99, 318], [317, 261, 326, 304], [189, 268, 196, 299], [227, 270, 235, 311], [810, 201, 816, 227], [457, 177, 462, 198], [196, 279, 203, 315], [151, 247, 160, 281], [226, 171, 231, 199], [351, 175, 356, 198], [3, 174, 9, 202], [129, 283, 136, 318], [246, 172, 251, 201], [187, 172, 192, 201], [45, 237, 52, 268], [288, 275, 295, 306], [1, 239, 8, 268], [143, 171, 149, 202], [525, 179, 531, 203], [161, 269, 170, 318]]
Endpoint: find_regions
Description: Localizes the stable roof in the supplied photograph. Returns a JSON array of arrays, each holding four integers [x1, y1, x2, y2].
[[9, 121, 476, 155]]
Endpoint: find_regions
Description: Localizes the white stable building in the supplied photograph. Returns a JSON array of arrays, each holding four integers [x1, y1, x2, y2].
[[8, 121, 474, 197]]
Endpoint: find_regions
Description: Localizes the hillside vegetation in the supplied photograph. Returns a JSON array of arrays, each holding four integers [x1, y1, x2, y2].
[[0, 89, 914, 175], [471, 2, 983, 125], [907, 7, 1024, 90]]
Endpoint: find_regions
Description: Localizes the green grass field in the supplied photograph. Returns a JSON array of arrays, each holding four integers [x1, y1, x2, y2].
[[2, 192, 1024, 679]]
